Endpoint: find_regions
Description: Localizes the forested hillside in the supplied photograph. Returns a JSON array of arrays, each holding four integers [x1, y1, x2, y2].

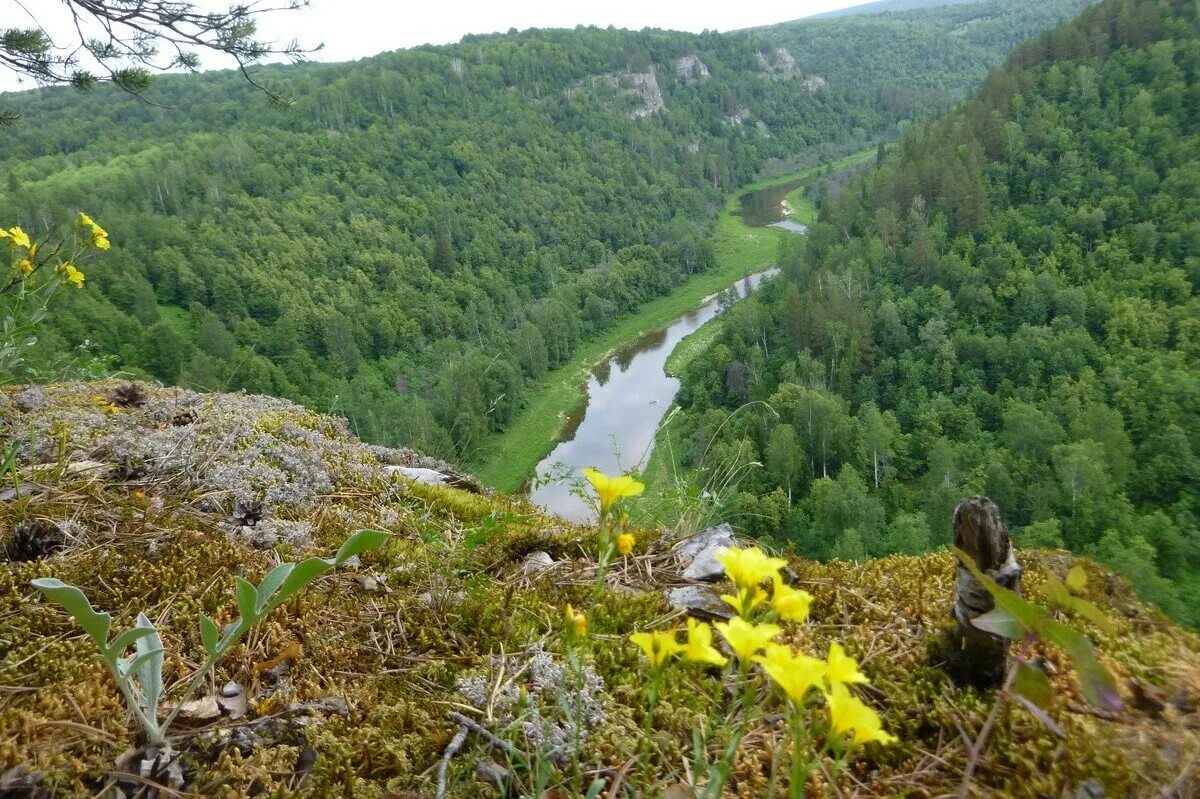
[[761, 0, 1099, 121], [0, 0, 1093, 464], [671, 0, 1199, 624]]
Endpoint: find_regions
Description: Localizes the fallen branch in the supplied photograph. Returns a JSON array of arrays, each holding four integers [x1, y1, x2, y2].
[[435, 724, 469, 799], [446, 711, 523, 759]]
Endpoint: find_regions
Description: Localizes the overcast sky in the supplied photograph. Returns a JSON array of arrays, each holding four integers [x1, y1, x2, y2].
[[0, 0, 865, 92]]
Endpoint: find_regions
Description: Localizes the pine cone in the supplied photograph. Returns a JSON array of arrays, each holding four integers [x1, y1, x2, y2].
[[4, 519, 67, 562], [171, 408, 199, 426], [229, 499, 268, 528], [107, 383, 149, 408]]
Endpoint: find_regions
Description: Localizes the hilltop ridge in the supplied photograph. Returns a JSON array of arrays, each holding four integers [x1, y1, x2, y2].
[[0, 381, 1196, 796]]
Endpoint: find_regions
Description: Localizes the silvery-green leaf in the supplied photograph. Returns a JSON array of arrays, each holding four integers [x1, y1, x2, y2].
[[134, 613, 164, 718], [30, 578, 111, 650]]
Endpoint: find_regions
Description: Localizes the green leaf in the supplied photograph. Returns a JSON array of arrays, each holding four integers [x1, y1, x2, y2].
[[952, 546, 1048, 634], [334, 529, 389, 565], [1012, 660, 1054, 710], [1066, 596, 1115, 636], [584, 779, 608, 799], [198, 613, 219, 658], [30, 578, 111, 650], [971, 607, 1022, 639], [255, 562, 294, 613], [234, 576, 258, 623], [263, 557, 333, 614], [1065, 565, 1087, 594], [1040, 617, 1122, 710], [107, 626, 157, 656], [133, 613, 164, 717], [1042, 572, 1072, 611], [119, 648, 163, 684]]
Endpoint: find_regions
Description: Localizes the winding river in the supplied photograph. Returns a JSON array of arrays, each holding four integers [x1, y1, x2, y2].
[[526, 178, 803, 522]]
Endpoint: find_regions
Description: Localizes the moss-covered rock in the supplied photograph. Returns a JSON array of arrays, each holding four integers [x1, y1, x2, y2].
[[0, 382, 1196, 797]]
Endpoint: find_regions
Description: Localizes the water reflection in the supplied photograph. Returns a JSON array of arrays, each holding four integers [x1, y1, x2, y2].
[[737, 176, 810, 227], [529, 269, 778, 522]]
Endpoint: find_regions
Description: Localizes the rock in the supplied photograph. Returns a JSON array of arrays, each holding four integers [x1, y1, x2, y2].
[[12, 387, 45, 412], [676, 523, 736, 581], [1067, 779, 1106, 799], [0, 765, 46, 798], [177, 696, 222, 721], [625, 71, 664, 118], [522, 550, 555, 575], [385, 465, 450, 486], [674, 54, 709, 83], [666, 585, 733, 619], [1129, 678, 1168, 717], [217, 693, 248, 720]]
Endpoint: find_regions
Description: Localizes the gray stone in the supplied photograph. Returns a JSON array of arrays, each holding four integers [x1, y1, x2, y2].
[[666, 585, 733, 619], [12, 387, 45, 412], [384, 465, 449, 485], [522, 550, 555, 575], [676, 523, 736, 581]]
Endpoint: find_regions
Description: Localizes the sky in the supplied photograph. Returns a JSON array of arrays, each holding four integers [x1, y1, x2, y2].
[[0, 0, 866, 92]]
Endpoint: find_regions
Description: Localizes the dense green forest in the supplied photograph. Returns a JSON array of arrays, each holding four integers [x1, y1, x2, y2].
[[762, 0, 1098, 123], [0, 0, 1094, 463], [670, 0, 1199, 624]]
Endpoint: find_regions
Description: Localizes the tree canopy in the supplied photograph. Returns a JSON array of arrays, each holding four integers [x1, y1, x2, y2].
[[672, 0, 1199, 626]]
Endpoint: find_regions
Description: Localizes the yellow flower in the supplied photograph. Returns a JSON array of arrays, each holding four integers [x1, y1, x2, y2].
[[754, 643, 826, 704], [92, 395, 118, 415], [683, 618, 727, 667], [616, 533, 635, 556], [583, 467, 644, 514], [61, 263, 85, 289], [78, 213, 109, 249], [714, 616, 780, 662], [5, 226, 30, 250], [18, 259, 32, 276], [565, 603, 587, 637], [772, 579, 814, 623], [826, 683, 896, 746], [825, 642, 869, 687], [630, 629, 684, 669], [716, 546, 787, 591], [721, 585, 767, 617]]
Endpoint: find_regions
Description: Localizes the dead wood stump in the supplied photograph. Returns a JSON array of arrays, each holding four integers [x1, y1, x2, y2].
[[944, 496, 1022, 689]]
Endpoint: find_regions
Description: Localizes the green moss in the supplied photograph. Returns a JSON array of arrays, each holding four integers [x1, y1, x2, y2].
[[1, 384, 1197, 797]]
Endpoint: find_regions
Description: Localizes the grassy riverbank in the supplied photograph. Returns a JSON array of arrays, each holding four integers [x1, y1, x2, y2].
[[468, 146, 877, 493], [467, 203, 780, 491], [642, 146, 882, 509]]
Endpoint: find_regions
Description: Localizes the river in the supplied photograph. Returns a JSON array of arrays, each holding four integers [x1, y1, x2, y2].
[[526, 178, 801, 522], [527, 269, 779, 522]]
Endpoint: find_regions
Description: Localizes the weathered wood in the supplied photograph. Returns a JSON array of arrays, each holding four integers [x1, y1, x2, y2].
[[946, 496, 1022, 689]]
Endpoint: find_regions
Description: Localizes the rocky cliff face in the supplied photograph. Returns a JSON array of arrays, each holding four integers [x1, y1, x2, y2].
[[0, 383, 1196, 797]]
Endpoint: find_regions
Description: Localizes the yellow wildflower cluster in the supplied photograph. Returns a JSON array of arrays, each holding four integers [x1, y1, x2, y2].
[[627, 544, 894, 787], [92, 395, 120, 415], [563, 603, 587, 638], [581, 467, 644, 598], [78, 213, 110, 251], [2, 213, 108, 291]]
